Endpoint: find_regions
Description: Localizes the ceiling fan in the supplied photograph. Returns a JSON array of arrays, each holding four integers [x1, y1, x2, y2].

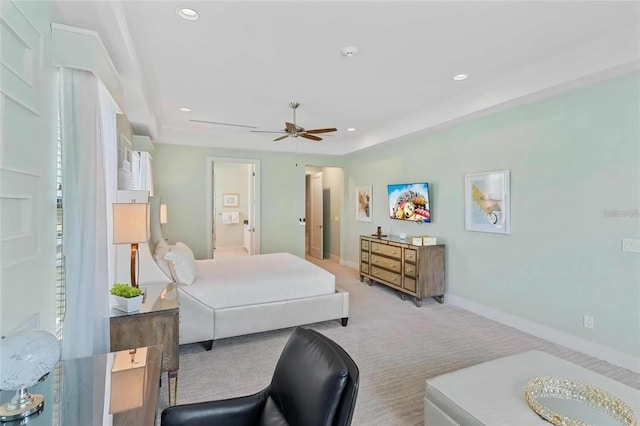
[[250, 102, 337, 141]]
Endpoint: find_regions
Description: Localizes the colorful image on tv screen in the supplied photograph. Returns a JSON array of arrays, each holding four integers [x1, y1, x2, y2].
[[388, 183, 431, 223]]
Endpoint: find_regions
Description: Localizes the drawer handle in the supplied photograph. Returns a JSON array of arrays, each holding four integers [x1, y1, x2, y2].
[[392, 276, 398, 281]]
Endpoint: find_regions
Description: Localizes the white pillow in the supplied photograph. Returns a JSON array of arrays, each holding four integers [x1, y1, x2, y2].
[[153, 240, 173, 279], [164, 242, 196, 285]]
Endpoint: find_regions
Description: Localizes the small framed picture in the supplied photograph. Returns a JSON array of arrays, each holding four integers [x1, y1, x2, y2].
[[222, 193, 239, 207], [355, 185, 372, 222], [464, 170, 510, 234]]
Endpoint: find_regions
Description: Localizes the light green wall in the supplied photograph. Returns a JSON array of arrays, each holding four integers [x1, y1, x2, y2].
[[342, 72, 640, 357], [153, 145, 343, 259]]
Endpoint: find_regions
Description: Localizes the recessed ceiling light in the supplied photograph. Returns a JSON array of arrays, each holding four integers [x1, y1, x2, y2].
[[347, 128, 356, 132], [179, 107, 192, 112], [177, 7, 199, 20], [453, 73, 469, 81], [341, 46, 358, 57]]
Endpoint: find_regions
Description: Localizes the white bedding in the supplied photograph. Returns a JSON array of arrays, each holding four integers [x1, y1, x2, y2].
[[179, 252, 336, 309]]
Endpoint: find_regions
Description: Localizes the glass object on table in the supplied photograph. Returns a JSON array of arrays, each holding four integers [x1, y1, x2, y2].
[[524, 376, 637, 426], [0, 330, 60, 422]]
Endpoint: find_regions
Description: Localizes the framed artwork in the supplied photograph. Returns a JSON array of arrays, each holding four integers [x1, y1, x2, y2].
[[222, 193, 239, 207], [464, 170, 510, 234], [355, 185, 372, 222]]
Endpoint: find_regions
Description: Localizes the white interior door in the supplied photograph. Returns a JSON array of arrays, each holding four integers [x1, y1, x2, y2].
[[0, 1, 57, 335], [310, 172, 323, 259], [248, 163, 256, 255]]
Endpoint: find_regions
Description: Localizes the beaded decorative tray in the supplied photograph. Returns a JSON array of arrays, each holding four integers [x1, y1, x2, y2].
[[524, 376, 637, 426]]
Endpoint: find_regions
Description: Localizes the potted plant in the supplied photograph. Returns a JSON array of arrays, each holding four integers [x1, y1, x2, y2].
[[110, 283, 143, 313]]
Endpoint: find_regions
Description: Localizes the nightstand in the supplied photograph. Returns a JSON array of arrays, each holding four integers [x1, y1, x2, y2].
[[110, 283, 179, 406]]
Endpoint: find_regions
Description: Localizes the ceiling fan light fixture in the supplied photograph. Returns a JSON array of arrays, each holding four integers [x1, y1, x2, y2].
[[341, 46, 358, 57], [347, 128, 356, 132], [453, 73, 469, 81], [179, 107, 192, 112], [177, 7, 199, 21]]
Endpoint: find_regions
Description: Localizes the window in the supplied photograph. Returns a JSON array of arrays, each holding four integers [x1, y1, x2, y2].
[[55, 98, 65, 340], [131, 150, 141, 189]]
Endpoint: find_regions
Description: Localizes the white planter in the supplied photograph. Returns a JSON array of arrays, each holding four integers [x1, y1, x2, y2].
[[113, 294, 143, 313]]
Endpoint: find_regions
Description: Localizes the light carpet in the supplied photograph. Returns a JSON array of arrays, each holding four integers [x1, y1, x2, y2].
[[156, 258, 640, 425]]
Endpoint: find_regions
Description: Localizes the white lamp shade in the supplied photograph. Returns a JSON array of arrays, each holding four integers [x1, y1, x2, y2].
[[160, 204, 168, 224], [113, 203, 149, 244], [0, 330, 60, 390]]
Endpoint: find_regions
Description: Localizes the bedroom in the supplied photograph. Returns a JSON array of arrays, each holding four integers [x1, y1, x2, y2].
[[1, 1, 638, 425]]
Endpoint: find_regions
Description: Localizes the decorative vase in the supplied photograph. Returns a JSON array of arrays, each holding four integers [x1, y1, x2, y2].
[[113, 295, 143, 313]]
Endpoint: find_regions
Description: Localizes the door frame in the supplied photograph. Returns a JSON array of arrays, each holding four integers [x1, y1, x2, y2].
[[309, 171, 324, 259], [206, 157, 261, 258]]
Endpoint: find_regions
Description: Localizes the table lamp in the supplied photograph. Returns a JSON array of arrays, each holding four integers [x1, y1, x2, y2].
[[113, 202, 149, 288], [0, 330, 60, 421]]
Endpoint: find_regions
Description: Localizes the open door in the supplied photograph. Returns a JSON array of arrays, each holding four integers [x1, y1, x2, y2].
[[207, 157, 261, 259], [309, 172, 323, 259]]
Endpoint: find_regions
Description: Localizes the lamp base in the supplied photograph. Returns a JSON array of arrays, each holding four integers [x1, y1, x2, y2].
[[0, 391, 44, 422]]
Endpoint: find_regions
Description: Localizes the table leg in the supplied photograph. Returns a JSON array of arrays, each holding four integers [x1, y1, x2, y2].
[[168, 371, 178, 406]]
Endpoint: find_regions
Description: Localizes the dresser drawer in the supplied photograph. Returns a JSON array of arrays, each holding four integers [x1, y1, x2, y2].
[[371, 242, 401, 259], [371, 266, 401, 287], [361, 239, 370, 250], [361, 251, 370, 262], [404, 248, 417, 263], [371, 254, 401, 273], [403, 276, 417, 293], [360, 262, 369, 274], [404, 262, 416, 277]]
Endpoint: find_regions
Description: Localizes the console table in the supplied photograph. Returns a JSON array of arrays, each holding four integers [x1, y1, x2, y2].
[[360, 235, 445, 306], [0, 345, 162, 425], [110, 282, 179, 406]]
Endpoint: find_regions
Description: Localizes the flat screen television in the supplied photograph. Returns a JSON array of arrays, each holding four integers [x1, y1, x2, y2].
[[388, 182, 431, 223]]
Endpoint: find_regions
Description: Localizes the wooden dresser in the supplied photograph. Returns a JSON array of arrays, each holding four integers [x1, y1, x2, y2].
[[359, 235, 445, 306]]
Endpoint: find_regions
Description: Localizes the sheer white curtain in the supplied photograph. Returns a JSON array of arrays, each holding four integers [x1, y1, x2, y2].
[[60, 68, 115, 359], [99, 83, 118, 294], [138, 151, 154, 195]]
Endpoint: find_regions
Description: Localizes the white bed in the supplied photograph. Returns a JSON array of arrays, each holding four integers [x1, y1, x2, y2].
[[137, 196, 349, 348]]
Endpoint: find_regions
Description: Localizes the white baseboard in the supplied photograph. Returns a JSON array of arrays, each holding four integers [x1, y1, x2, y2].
[[342, 259, 359, 270], [446, 294, 640, 373]]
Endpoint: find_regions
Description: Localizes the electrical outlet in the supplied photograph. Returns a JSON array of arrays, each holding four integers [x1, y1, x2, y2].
[[622, 238, 640, 253], [583, 315, 594, 329]]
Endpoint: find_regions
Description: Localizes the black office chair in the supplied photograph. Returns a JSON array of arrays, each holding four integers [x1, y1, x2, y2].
[[161, 327, 359, 426]]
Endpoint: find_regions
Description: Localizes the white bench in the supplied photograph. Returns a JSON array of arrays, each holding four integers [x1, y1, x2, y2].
[[424, 350, 640, 425]]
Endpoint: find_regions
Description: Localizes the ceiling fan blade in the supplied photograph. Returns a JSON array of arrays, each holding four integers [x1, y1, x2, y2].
[[249, 130, 286, 134], [285, 122, 297, 133], [303, 128, 337, 134], [189, 119, 257, 129], [300, 133, 322, 141], [273, 134, 290, 142]]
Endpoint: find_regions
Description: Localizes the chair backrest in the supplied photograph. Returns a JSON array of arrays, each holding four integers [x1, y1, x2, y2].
[[268, 327, 359, 426]]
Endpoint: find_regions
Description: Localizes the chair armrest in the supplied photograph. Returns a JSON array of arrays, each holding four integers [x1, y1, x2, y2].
[[161, 388, 270, 426]]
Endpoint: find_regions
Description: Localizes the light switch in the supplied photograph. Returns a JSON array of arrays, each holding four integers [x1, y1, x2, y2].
[[334, 216, 340, 222], [622, 238, 640, 253]]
